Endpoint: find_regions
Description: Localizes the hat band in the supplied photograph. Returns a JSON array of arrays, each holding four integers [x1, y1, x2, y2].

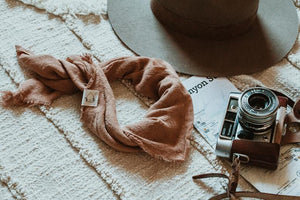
[[151, 0, 258, 40]]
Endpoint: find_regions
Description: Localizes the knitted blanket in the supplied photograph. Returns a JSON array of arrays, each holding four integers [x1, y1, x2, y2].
[[0, 0, 299, 199]]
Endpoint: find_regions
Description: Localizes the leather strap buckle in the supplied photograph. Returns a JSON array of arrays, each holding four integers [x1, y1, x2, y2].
[[233, 153, 250, 164]]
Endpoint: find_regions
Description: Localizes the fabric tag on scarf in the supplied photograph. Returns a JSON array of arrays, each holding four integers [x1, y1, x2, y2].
[[81, 89, 99, 107]]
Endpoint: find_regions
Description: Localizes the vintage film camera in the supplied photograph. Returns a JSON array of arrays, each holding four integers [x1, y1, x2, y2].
[[215, 87, 289, 169]]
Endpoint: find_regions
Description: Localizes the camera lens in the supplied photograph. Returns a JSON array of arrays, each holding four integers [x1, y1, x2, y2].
[[238, 87, 279, 133], [248, 93, 269, 110]]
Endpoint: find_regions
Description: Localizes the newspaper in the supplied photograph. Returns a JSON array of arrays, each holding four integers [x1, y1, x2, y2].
[[182, 76, 300, 196]]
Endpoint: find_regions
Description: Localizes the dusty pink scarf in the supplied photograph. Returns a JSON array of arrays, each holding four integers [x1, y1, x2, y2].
[[1, 46, 193, 161]]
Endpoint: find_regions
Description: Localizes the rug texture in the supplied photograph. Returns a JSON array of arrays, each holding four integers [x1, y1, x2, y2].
[[0, 0, 299, 199]]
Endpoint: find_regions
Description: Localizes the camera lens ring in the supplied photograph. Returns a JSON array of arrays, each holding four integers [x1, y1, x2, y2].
[[238, 87, 279, 133]]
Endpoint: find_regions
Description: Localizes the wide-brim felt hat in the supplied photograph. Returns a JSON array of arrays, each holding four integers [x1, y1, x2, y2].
[[108, 0, 299, 76]]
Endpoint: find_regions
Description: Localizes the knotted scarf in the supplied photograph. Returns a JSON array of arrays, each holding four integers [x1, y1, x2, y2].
[[1, 46, 194, 162]]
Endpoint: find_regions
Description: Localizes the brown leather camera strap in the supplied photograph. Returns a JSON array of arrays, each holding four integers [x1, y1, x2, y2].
[[271, 90, 300, 145], [193, 156, 300, 200], [281, 97, 300, 145]]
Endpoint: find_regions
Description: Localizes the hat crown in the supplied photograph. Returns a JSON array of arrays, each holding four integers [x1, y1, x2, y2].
[[157, 0, 259, 26], [151, 0, 259, 39]]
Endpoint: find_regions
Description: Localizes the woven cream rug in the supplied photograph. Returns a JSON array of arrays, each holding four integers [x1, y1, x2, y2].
[[0, 0, 299, 199]]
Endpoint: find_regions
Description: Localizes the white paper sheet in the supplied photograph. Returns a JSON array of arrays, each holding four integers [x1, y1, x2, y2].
[[183, 76, 239, 146]]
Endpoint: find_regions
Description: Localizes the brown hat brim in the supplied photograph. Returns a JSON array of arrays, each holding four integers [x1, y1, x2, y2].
[[108, 0, 299, 76]]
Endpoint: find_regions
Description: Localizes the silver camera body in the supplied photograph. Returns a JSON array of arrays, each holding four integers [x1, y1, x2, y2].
[[215, 87, 280, 161]]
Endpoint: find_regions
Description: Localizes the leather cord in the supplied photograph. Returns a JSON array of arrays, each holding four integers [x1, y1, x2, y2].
[[193, 156, 300, 200]]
